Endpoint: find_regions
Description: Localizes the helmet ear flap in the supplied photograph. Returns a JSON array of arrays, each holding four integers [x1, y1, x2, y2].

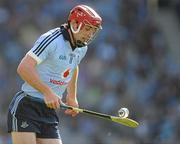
[[70, 22, 82, 34]]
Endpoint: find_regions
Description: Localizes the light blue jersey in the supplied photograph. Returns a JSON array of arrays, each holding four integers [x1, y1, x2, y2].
[[22, 27, 87, 99]]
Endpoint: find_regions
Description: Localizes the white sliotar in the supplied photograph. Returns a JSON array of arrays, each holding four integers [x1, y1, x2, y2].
[[118, 108, 129, 118]]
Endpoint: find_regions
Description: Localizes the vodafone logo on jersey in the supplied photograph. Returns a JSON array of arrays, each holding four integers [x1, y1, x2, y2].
[[61, 68, 71, 79], [50, 79, 68, 86], [49, 68, 71, 86]]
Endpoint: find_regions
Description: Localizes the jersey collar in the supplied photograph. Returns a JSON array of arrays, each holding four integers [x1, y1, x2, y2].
[[60, 24, 76, 51]]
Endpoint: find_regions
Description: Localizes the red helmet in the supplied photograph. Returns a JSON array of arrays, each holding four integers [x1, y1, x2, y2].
[[68, 5, 102, 33], [68, 5, 102, 46]]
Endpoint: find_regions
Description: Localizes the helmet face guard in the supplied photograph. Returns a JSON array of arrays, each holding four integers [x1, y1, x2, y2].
[[83, 22, 101, 46], [68, 5, 102, 47]]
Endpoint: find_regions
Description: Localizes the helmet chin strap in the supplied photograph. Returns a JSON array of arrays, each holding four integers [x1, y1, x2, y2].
[[76, 40, 86, 47]]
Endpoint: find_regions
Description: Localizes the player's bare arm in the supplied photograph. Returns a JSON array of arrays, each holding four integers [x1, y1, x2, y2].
[[65, 66, 79, 117], [17, 54, 61, 109]]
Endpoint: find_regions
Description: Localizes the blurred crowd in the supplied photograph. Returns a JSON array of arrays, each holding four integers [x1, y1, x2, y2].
[[0, 0, 180, 144]]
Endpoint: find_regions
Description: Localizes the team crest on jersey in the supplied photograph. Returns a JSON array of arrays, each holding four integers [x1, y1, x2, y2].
[[61, 68, 71, 79]]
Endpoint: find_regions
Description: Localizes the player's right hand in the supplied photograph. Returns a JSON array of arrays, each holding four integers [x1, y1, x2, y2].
[[44, 92, 61, 109]]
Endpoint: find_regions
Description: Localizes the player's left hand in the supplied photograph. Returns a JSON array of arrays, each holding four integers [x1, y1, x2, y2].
[[65, 96, 79, 117]]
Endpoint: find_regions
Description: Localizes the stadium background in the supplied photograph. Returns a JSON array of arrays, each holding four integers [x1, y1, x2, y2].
[[0, 0, 180, 144]]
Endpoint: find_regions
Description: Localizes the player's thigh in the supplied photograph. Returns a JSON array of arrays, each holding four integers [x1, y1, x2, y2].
[[36, 138, 62, 144], [11, 132, 36, 144]]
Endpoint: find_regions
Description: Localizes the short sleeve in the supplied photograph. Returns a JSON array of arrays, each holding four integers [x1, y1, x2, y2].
[[27, 28, 60, 64]]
